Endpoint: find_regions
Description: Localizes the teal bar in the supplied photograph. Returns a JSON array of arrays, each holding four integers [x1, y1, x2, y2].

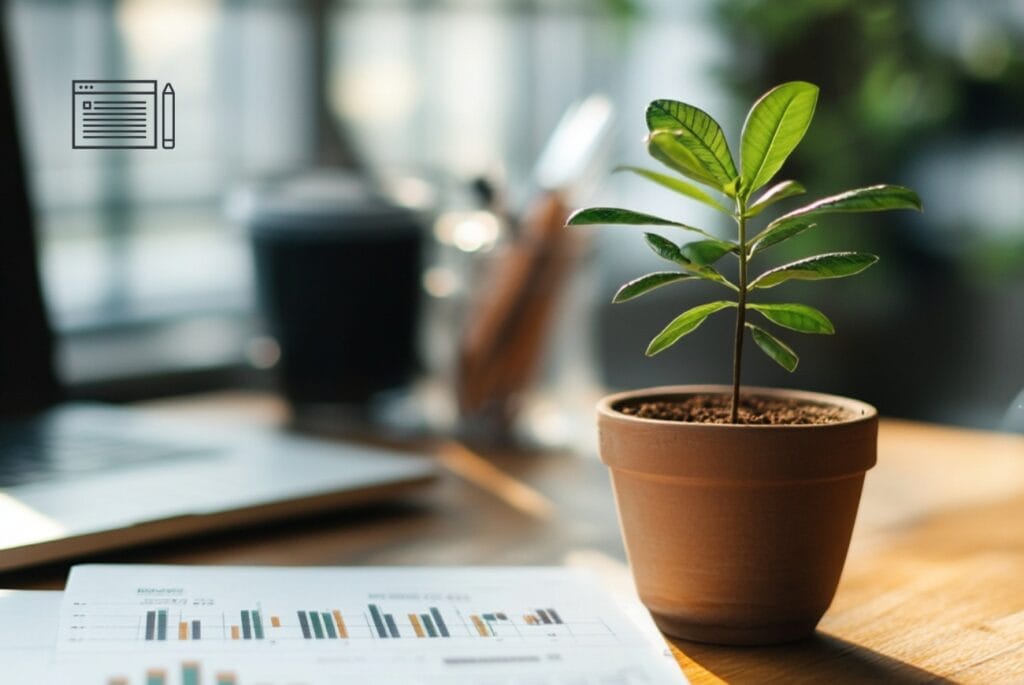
[[146, 672, 166, 685], [156, 610, 167, 640], [322, 612, 337, 639], [252, 610, 264, 639], [216, 675, 236, 685], [421, 614, 437, 637], [182, 663, 200, 685], [310, 611, 325, 639]]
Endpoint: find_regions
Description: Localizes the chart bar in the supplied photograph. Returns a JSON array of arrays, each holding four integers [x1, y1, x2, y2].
[[524, 615, 538, 625], [421, 614, 438, 637], [109, 678, 128, 685], [332, 609, 348, 638], [368, 605, 388, 638], [430, 607, 449, 637], [548, 609, 563, 624], [537, 609, 552, 624], [157, 610, 167, 640], [322, 612, 337, 639], [271, 615, 281, 628], [178, 621, 188, 640], [192, 619, 201, 640], [252, 610, 264, 639], [230, 625, 240, 640], [146, 668, 166, 685], [471, 615, 489, 637], [215, 672, 237, 685], [297, 611, 311, 639], [409, 613, 425, 638], [310, 611, 325, 639], [145, 611, 156, 640], [384, 614, 400, 638], [241, 610, 251, 640], [182, 662, 200, 685]]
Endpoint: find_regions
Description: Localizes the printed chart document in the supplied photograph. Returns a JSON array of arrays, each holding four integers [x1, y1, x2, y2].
[[0, 590, 61, 681], [55, 565, 687, 685]]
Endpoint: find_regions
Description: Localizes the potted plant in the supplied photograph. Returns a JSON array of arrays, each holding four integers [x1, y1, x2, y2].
[[567, 82, 922, 645]]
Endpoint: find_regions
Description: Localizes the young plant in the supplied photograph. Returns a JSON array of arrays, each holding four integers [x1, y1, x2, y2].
[[568, 82, 922, 423]]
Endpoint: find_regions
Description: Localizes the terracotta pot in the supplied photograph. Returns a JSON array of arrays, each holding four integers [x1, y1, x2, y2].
[[597, 384, 877, 646]]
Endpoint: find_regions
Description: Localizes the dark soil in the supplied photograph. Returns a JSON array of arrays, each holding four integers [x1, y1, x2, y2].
[[616, 393, 854, 425]]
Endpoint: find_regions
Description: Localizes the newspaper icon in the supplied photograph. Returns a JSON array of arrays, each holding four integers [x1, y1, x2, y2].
[[72, 80, 175, 149]]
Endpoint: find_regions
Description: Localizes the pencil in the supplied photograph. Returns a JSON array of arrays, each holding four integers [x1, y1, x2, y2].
[[162, 83, 175, 149]]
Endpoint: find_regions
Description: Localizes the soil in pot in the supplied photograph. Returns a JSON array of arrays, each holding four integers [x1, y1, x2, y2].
[[617, 393, 854, 425]]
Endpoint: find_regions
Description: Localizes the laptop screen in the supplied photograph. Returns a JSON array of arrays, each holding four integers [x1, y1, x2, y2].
[[0, 7, 58, 416]]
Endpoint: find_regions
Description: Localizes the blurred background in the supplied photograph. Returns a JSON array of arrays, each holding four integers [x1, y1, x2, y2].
[[5, 0, 1023, 433]]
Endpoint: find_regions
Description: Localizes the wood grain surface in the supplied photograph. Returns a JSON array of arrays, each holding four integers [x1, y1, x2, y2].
[[2, 393, 1021, 683]]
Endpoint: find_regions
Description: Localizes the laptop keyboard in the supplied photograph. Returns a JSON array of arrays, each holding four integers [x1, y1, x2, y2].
[[0, 432, 210, 488]]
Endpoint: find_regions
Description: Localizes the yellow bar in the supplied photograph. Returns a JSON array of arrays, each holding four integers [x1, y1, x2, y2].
[[333, 610, 348, 639], [471, 615, 489, 637], [230, 625, 240, 640], [408, 613, 425, 638], [178, 621, 188, 640], [109, 679, 129, 685], [216, 673, 237, 685], [271, 615, 281, 628]]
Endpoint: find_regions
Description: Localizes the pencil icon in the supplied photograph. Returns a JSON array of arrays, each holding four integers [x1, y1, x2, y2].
[[162, 83, 175, 149]]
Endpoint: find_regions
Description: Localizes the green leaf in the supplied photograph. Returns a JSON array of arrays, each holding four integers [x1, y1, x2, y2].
[[740, 81, 819, 198], [567, 207, 715, 239], [680, 239, 737, 266], [646, 99, 738, 189], [646, 301, 735, 356], [644, 233, 684, 262], [747, 323, 799, 371], [750, 252, 878, 290], [614, 166, 730, 214], [646, 131, 721, 190], [747, 303, 835, 334], [744, 180, 806, 217], [748, 220, 816, 256], [748, 185, 923, 255], [613, 272, 696, 303], [644, 234, 738, 290], [775, 184, 923, 222]]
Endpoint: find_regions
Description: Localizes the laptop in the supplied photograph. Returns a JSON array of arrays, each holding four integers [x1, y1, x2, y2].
[[0, 16, 435, 573]]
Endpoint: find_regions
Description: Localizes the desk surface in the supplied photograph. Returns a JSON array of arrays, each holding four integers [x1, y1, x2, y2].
[[2, 392, 1023, 684]]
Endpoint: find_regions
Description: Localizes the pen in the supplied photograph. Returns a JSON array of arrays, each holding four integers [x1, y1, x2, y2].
[[162, 83, 175, 149]]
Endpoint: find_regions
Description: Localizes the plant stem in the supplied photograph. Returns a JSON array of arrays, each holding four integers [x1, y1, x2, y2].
[[731, 198, 748, 424]]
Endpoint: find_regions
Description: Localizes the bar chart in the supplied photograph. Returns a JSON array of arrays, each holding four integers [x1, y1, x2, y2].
[[55, 566, 687, 685], [78, 601, 592, 645], [106, 660, 305, 685]]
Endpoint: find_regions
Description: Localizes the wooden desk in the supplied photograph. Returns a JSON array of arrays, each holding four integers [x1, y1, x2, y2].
[[2, 392, 1022, 683]]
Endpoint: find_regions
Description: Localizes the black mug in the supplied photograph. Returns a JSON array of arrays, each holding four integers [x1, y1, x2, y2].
[[245, 172, 423, 406]]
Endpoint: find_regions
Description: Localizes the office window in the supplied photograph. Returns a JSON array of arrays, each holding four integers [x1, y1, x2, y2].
[[6, 0, 319, 384], [5, 0, 726, 388]]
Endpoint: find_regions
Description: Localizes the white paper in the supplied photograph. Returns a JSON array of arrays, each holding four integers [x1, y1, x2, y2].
[[0, 590, 61, 681], [55, 564, 687, 684]]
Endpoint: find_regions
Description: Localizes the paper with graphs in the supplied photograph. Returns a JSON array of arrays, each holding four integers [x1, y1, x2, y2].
[[53, 564, 687, 684]]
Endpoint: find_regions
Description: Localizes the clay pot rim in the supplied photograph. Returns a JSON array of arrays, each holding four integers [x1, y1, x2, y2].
[[598, 384, 877, 430]]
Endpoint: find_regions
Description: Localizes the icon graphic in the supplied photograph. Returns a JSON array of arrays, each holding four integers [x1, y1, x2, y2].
[[72, 80, 175, 150], [162, 83, 175, 149]]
